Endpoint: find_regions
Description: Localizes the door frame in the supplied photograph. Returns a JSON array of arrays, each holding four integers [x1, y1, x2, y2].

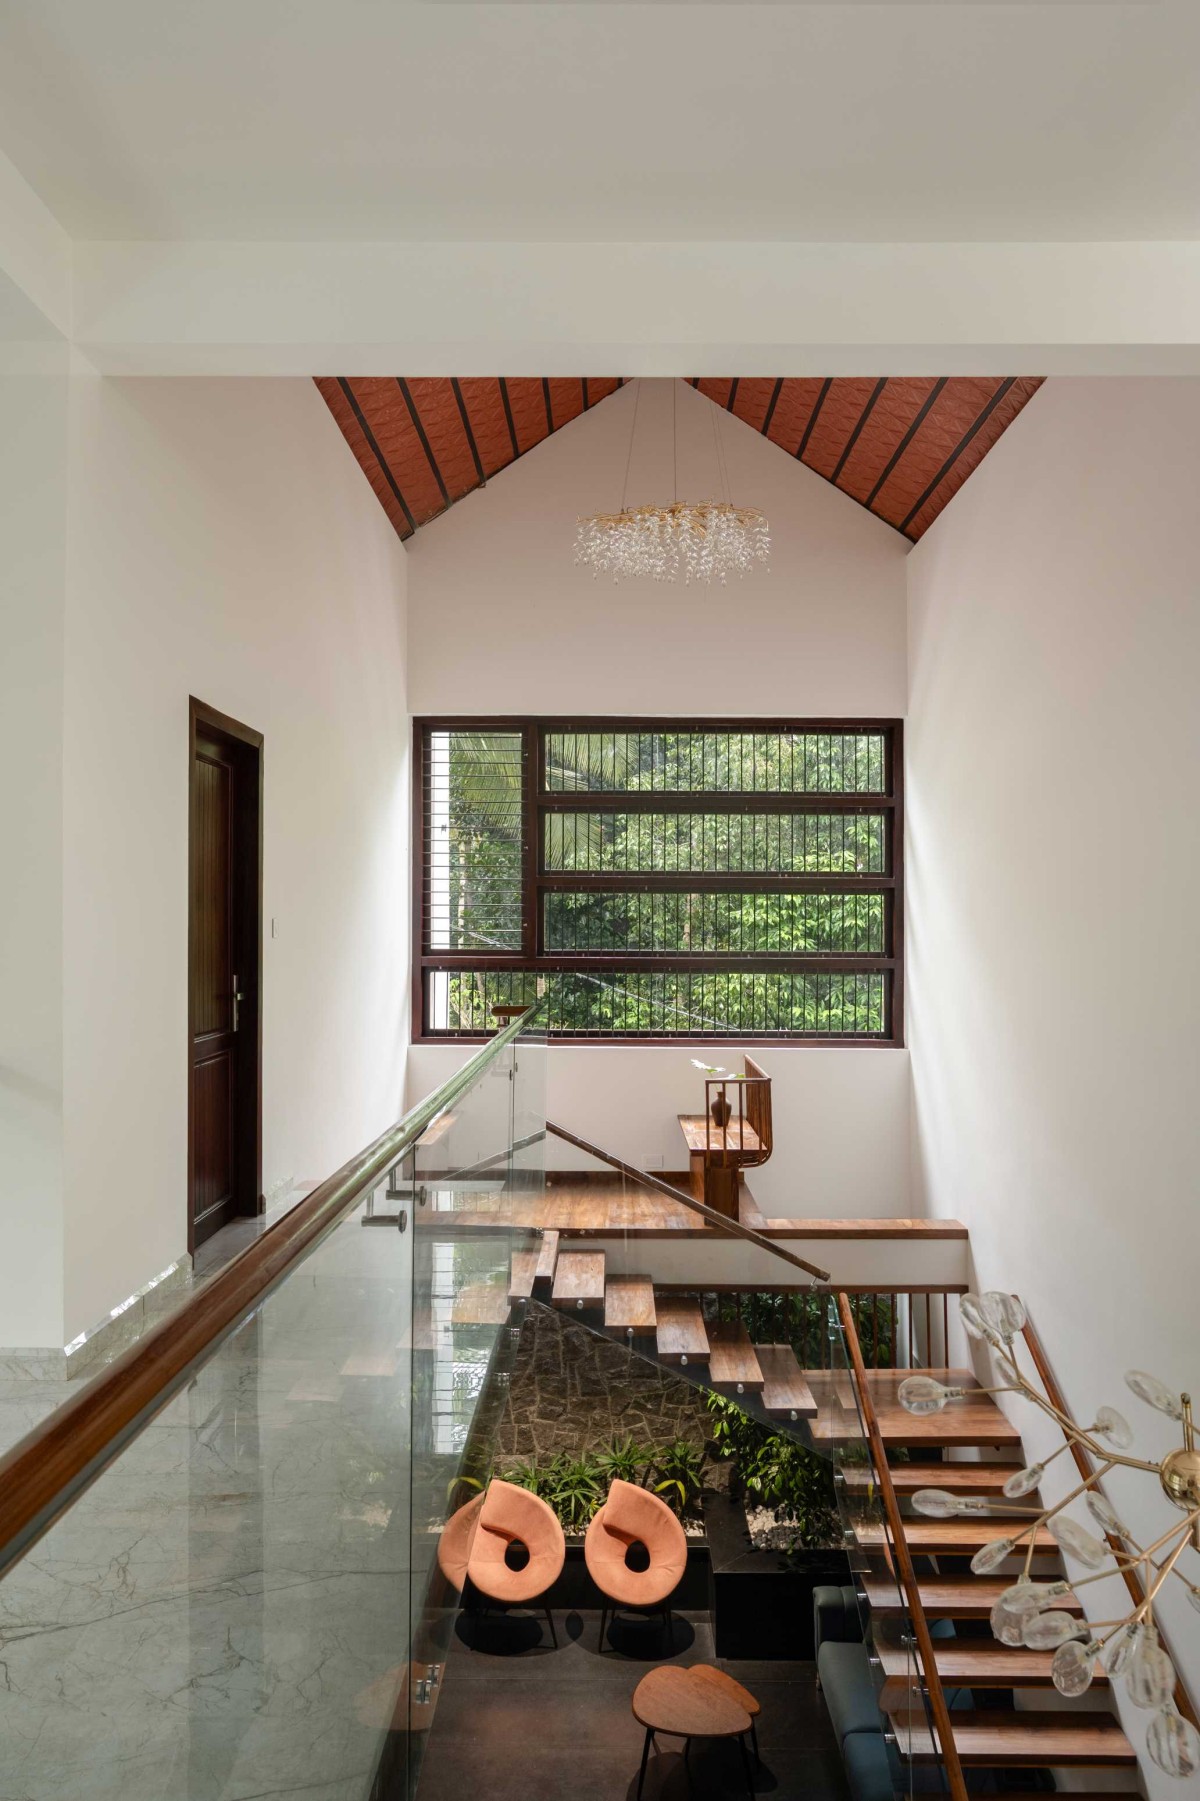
[[187, 697, 265, 1253]]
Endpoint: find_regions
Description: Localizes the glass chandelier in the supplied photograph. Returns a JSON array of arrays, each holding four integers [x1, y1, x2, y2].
[[574, 380, 770, 585], [899, 1291, 1200, 1779]]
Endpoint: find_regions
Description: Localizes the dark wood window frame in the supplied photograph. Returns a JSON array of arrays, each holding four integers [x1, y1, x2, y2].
[[413, 716, 904, 1047]]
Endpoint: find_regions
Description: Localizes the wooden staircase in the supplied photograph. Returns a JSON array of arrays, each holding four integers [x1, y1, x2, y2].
[[834, 1363, 1140, 1788], [452, 1234, 1145, 1791], [470, 1235, 820, 1423]]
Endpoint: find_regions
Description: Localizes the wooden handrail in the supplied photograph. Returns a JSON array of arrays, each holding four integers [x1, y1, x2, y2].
[[0, 1005, 542, 1581], [545, 1119, 831, 1283], [836, 1292, 969, 1801], [1021, 1316, 1199, 1732]]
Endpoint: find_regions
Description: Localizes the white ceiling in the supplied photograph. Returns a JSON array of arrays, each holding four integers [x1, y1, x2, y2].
[[0, 2, 1196, 244]]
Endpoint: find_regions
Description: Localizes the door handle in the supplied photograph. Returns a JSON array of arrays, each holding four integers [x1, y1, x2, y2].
[[232, 974, 245, 1033]]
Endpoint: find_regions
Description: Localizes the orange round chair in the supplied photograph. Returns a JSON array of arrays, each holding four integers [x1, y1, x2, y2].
[[437, 1478, 566, 1647], [584, 1477, 688, 1651]]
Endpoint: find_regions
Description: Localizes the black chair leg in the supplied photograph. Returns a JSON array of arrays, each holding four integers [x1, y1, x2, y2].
[[544, 1604, 558, 1649], [636, 1727, 653, 1801], [750, 1718, 759, 1762], [738, 1732, 756, 1798], [662, 1606, 674, 1650], [598, 1604, 609, 1652]]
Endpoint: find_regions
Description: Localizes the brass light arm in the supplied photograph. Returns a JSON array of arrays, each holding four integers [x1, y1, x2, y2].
[[1132, 1529, 1195, 1624]]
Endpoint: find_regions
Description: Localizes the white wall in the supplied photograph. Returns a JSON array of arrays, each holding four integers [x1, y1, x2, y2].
[[0, 332, 68, 1347], [56, 376, 408, 1343], [409, 1043, 911, 1221], [407, 376, 906, 717], [907, 376, 1200, 1771], [406, 378, 911, 1220]]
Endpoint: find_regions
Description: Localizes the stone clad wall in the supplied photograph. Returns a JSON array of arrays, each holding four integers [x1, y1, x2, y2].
[[495, 1304, 710, 1463]]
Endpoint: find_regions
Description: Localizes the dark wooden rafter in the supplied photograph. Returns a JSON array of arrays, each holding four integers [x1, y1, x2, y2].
[[315, 375, 626, 539], [317, 373, 1041, 545]]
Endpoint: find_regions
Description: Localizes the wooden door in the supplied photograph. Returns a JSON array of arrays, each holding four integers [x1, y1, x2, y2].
[[189, 701, 263, 1249]]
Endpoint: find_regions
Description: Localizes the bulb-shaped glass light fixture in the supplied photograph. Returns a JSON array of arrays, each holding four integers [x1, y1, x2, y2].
[[1024, 1610, 1085, 1650], [1102, 1620, 1143, 1678], [898, 1375, 965, 1416], [959, 1294, 1000, 1343], [1127, 1629, 1177, 1711], [1125, 1370, 1184, 1420], [1086, 1491, 1132, 1539], [985, 1290, 1027, 1339], [911, 1488, 962, 1518], [1003, 1463, 1044, 1498], [1148, 1708, 1200, 1779], [1050, 1513, 1110, 1570], [1052, 1637, 1100, 1696], [970, 1536, 1015, 1574], [990, 1582, 1039, 1646], [1091, 1404, 1134, 1449]]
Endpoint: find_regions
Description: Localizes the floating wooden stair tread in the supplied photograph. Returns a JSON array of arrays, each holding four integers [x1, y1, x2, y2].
[[604, 1275, 657, 1334], [739, 1196, 969, 1241], [707, 1323, 764, 1393], [755, 1344, 818, 1419], [655, 1296, 709, 1364], [861, 1576, 1081, 1619], [877, 1643, 1106, 1688], [551, 1250, 605, 1310], [805, 1369, 1021, 1448], [678, 1114, 762, 1155], [856, 1518, 1057, 1554], [508, 1250, 538, 1303], [532, 1230, 559, 1296], [893, 1709, 1135, 1767], [843, 1460, 1024, 1495], [451, 1281, 509, 1326]]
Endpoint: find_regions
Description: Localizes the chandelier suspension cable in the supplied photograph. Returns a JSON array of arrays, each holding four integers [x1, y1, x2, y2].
[[672, 376, 678, 505], [620, 377, 642, 514], [574, 377, 770, 584], [710, 391, 731, 505]]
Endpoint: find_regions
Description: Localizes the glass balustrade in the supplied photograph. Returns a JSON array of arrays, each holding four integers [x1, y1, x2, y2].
[[0, 1007, 546, 1801]]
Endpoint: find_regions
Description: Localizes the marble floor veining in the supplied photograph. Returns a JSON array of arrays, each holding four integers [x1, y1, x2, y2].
[[0, 1192, 517, 1801], [0, 1189, 313, 1460]]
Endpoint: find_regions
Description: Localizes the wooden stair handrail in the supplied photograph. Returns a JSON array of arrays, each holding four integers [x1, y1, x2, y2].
[[1021, 1316, 1199, 1732], [545, 1119, 830, 1283], [0, 1004, 543, 1582], [836, 1292, 970, 1801]]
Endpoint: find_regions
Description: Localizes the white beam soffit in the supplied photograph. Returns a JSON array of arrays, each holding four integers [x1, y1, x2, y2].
[[70, 241, 1200, 377]]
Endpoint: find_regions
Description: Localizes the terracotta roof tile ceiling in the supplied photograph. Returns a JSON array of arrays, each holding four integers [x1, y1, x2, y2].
[[316, 374, 1042, 545]]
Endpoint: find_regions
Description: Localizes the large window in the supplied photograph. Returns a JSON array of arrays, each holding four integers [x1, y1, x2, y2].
[[415, 719, 903, 1043]]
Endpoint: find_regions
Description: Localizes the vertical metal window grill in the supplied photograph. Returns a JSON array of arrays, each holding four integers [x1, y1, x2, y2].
[[415, 720, 903, 1044]]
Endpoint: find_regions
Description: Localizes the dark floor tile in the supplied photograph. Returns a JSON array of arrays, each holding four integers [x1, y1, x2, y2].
[[445, 1607, 714, 1683], [419, 1608, 847, 1801]]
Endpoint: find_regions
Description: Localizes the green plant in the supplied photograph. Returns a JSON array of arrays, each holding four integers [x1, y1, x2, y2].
[[501, 1458, 555, 1502], [592, 1434, 653, 1488], [503, 1453, 606, 1531], [704, 1393, 838, 1548], [650, 1439, 704, 1519]]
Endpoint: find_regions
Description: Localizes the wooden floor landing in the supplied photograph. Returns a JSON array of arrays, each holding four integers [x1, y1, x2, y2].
[[414, 1167, 966, 1244]]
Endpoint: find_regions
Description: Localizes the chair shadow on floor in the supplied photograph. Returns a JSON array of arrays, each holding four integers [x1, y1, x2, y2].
[[597, 1611, 697, 1660], [454, 1606, 556, 1657], [452, 1605, 698, 1661]]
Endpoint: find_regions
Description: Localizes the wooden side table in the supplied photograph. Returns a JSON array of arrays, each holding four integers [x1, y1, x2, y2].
[[631, 1665, 756, 1798], [687, 1663, 762, 1762]]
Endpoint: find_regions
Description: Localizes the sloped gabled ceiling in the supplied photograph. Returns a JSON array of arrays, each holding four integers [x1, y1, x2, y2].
[[317, 374, 1042, 546], [315, 376, 626, 541]]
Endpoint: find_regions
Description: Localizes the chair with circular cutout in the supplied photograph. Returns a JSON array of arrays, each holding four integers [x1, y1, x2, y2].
[[438, 1477, 566, 1647], [585, 1477, 688, 1651]]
